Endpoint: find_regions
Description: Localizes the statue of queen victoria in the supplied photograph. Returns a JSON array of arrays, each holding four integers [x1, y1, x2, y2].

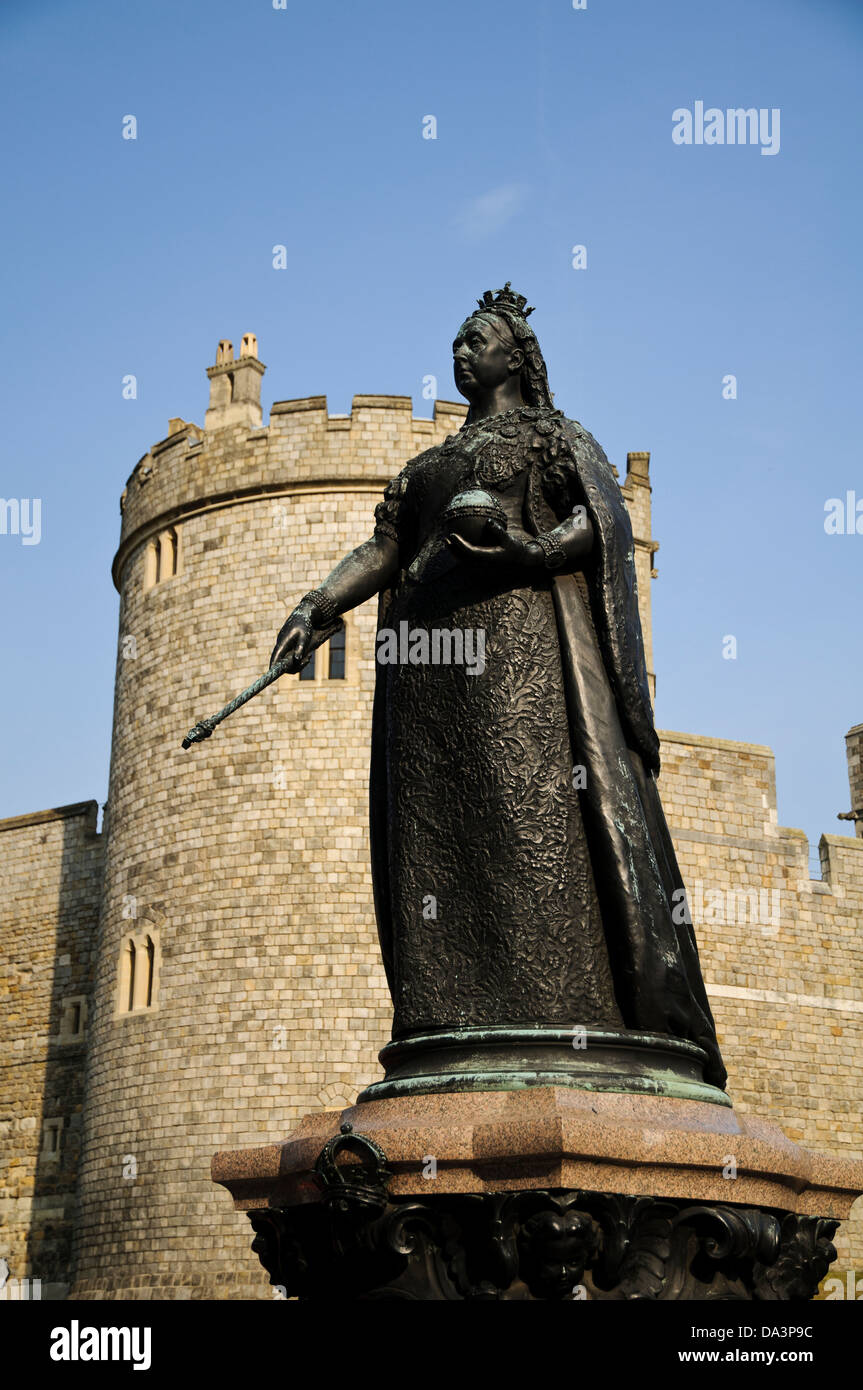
[[271, 284, 727, 1102]]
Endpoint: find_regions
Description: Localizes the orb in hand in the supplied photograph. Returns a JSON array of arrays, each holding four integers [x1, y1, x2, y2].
[[443, 490, 508, 546]]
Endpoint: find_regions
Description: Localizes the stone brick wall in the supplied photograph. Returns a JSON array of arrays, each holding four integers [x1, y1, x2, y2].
[[2, 361, 859, 1300], [658, 730, 863, 1266], [73, 394, 472, 1299], [114, 395, 468, 588], [0, 801, 103, 1299]]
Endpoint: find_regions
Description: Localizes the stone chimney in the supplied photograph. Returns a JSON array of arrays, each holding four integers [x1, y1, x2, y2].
[[205, 335, 266, 432], [841, 724, 863, 839]]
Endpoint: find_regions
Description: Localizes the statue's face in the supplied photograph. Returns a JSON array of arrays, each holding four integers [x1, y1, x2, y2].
[[452, 316, 522, 400]]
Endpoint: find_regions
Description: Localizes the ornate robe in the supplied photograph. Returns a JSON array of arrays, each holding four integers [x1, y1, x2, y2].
[[369, 403, 726, 1091]]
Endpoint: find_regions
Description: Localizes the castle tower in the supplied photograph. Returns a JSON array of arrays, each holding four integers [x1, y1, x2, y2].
[[70, 342, 658, 1298], [620, 451, 658, 701], [70, 343, 470, 1298], [844, 724, 863, 838], [4, 335, 860, 1295]]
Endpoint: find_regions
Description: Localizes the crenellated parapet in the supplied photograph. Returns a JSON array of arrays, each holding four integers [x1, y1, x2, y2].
[[114, 340, 658, 690], [6, 330, 859, 1301], [114, 391, 467, 592]]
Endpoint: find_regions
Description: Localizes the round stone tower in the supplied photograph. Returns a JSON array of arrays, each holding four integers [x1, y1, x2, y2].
[[71, 337, 466, 1298]]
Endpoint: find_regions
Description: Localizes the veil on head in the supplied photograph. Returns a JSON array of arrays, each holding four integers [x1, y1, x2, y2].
[[468, 282, 554, 410]]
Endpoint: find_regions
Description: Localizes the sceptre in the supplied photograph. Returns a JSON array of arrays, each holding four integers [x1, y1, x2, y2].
[[180, 618, 345, 749]]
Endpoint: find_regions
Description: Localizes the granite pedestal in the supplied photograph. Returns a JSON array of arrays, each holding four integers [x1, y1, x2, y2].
[[213, 1086, 863, 1300]]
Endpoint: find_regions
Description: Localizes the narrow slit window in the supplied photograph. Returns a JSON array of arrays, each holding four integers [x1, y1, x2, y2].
[[42, 1120, 62, 1158], [328, 627, 346, 680], [145, 539, 159, 589], [59, 995, 87, 1041], [164, 527, 178, 578], [127, 940, 136, 1012]]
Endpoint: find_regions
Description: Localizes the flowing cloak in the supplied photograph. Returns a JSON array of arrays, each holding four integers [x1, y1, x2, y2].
[[369, 413, 727, 1091]]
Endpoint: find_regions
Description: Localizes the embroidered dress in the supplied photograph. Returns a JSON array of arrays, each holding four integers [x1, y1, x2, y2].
[[369, 405, 726, 1089]]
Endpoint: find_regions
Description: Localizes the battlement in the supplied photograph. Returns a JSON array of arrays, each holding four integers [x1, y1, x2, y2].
[[5, 329, 861, 1298], [112, 338, 660, 707], [0, 799, 101, 837], [658, 729, 863, 891], [115, 386, 468, 590]]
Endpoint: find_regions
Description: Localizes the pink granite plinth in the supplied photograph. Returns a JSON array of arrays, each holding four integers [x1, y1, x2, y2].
[[212, 1086, 863, 1218]]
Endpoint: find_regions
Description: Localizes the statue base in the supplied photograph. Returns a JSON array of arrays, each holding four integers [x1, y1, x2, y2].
[[212, 1087, 863, 1301], [358, 1024, 730, 1107]]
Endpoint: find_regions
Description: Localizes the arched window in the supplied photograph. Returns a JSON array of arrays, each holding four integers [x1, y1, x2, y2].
[[144, 526, 180, 591], [144, 541, 159, 589], [161, 527, 178, 579], [117, 930, 160, 1015]]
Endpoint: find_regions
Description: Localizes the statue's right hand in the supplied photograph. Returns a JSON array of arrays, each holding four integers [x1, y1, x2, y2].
[[270, 611, 312, 672]]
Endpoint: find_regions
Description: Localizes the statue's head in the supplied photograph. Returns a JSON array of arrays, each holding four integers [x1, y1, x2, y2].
[[453, 283, 553, 411]]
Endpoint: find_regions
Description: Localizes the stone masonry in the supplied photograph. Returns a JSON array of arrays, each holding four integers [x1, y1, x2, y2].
[[0, 337, 859, 1298], [0, 801, 103, 1299]]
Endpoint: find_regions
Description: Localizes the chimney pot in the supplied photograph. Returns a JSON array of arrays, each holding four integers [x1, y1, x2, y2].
[[205, 334, 265, 432]]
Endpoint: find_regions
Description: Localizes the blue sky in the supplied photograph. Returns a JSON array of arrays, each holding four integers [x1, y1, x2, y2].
[[1, 0, 861, 848]]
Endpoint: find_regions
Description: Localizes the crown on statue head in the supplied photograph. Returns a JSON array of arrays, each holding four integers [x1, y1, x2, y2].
[[476, 281, 535, 319]]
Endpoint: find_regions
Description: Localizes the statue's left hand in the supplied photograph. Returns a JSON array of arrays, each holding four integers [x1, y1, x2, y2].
[[447, 522, 541, 568]]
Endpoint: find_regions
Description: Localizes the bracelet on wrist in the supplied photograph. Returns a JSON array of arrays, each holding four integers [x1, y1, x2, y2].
[[534, 533, 567, 570], [300, 588, 338, 625]]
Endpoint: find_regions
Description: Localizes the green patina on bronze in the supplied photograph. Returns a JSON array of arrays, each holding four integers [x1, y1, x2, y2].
[[359, 1024, 732, 1107]]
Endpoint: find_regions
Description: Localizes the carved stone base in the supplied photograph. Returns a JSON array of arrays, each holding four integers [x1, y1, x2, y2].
[[247, 1184, 839, 1301], [212, 1088, 863, 1301]]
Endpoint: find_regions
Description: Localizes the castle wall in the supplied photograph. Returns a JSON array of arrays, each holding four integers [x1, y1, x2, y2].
[[3, 361, 858, 1300], [657, 730, 863, 1267], [73, 397, 470, 1298], [114, 394, 467, 588], [0, 801, 103, 1298]]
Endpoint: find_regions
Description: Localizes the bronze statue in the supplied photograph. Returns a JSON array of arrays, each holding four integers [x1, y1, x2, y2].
[[271, 284, 727, 1097]]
